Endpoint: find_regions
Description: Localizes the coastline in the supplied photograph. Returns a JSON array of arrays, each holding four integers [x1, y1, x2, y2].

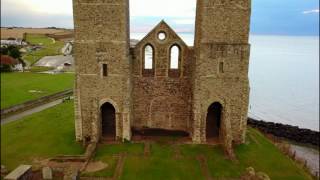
[[248, 118, 319, 177], [247, 118, 319, 146]]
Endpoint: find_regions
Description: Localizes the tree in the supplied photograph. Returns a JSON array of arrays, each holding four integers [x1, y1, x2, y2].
[[7, 46, 21, 59], [0, 47, 8, 55], [0, 64, 12, 72]]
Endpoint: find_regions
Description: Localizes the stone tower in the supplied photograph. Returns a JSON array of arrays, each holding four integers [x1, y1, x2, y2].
[[73, 0, 131, 142], [192, 0, 251, 154]]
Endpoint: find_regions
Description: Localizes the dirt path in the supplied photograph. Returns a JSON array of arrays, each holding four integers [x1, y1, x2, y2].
[[197, 155, 213, 180], [81, 177, 111, 180], [113, 153, 126, 180], [173, 145, 182, 159], [144, 142, 151, 156]]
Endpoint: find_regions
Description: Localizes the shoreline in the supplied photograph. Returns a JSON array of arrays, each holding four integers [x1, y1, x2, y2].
[[247, 118, 319, 146], [248, 118, 319, 177]]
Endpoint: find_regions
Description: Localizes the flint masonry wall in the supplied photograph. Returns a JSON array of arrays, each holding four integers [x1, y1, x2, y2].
[[131, 21, 194, 133], [193, 0, 251, 153], [73, 0, 131, 142]]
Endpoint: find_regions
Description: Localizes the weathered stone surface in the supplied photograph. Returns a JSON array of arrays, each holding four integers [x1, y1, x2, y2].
[[192, 0, 250, 153], [64, 169, 80, 180], [70, 170, 80, 180], [241, 167, 270, 180], [73, 0, 251, 153], [42, 166, 53, 180], [1, 165, 8, 174], [4, 165, 32, 180], [131, 21, 193, 132], [256, 172, 271, 180]]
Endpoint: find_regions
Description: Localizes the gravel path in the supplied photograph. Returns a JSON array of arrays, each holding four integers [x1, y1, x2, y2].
[[1, 99, 63, 125]]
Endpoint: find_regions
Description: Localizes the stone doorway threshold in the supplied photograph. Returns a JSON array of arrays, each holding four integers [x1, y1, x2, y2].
[[131, 127, 192, 144], [99, 128, 222, 146]]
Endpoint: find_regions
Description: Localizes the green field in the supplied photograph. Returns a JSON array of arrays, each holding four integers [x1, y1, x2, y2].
[[0, 101, 84, 170], [0, 101, 312, 179], [23, 34, 64, 65], [0, 72, 74, 108]]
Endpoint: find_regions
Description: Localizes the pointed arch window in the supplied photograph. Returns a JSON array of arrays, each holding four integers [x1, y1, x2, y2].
[[170, 45, 180, 69], [144, 45, 154, 69]]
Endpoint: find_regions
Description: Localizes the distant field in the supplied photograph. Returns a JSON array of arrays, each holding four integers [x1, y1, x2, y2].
[[0, 28, 69, 40], [23, 34, 64, 65], [0, 72, 74, 109], [0, 98, 313, 179]]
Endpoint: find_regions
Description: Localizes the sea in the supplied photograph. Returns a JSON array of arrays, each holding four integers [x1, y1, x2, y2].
[[131, 33, 319, 131]]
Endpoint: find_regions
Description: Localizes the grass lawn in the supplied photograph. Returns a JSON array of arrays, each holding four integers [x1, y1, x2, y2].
[[0, 101, 84, 170], [23, 34, 64, 65], [122, 143, 204, 180], [1, 100, 313, 179], [28, 66, 55, 73], [84, 131, 312, 180], [0, 72, 74, 108]]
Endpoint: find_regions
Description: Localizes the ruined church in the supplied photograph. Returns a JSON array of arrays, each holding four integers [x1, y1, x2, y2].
[[73, 0, 251, 154]]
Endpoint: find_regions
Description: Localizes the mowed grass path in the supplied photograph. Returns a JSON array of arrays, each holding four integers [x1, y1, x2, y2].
[[1, 72, 74, 108], [1, 101, 84, 170], [1, 100, 312, 179], [23, 34, 64, 65]]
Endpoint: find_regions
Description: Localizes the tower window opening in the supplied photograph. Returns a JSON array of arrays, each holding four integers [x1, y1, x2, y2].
[[170, 45, 180, 69], [219, 62, 224, 73], [144, 45, 153, 69], [102, 64, 108, 77]]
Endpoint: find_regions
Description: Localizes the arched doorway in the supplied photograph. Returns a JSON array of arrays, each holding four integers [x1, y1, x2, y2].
[[101, 102, 116, 139], [206, 102, 222, 140]]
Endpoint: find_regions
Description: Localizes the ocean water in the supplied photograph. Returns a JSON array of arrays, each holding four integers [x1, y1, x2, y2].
[[131, 33, 319, 131]]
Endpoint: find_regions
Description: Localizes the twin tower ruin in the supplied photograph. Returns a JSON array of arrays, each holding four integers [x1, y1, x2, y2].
[[73, 0, 251, 153]]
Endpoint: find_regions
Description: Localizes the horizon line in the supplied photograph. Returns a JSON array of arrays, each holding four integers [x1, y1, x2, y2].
[[1, 26, 319, 37]]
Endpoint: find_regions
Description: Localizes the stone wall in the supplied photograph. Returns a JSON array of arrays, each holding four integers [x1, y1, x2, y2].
[[131, 21, 194, 133]]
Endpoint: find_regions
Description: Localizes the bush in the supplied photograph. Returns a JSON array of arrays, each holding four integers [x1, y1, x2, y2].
[[7, 46, 21, 59], [0, 64, 13, 72], [0, 47, 9, 55]]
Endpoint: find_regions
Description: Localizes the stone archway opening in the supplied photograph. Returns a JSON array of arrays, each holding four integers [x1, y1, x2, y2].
[[206, 102, 222, 142], [101, 102, 116, 140]]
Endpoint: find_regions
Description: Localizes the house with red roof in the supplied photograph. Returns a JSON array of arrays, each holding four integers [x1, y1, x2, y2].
[[0, 55, 23, 72]]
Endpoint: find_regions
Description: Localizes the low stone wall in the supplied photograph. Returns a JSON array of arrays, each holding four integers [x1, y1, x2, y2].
[[248, 118, 319, 146], [46, 33, 74, 41], [0, 89, 73, 119]]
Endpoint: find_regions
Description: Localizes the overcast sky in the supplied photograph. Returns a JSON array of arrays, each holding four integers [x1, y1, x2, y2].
[[1, 0, 319, 35]]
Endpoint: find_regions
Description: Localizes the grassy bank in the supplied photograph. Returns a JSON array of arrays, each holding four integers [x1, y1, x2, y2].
[[0, 101, 84, 170], [23, 34, 64, 65], [0, 100, 312, 179], [0, 72, 74, 108]]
